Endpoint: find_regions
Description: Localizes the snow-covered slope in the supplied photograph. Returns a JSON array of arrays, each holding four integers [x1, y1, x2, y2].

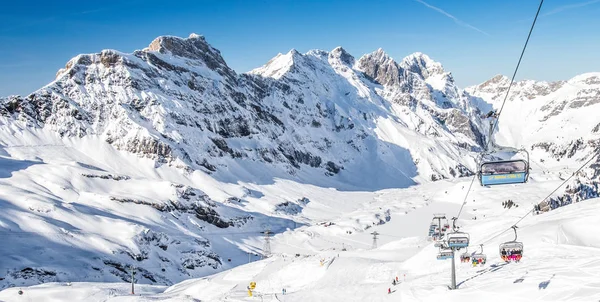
[[0, 33, 599, 295], [4, 171, 600, 301], [0, 121, 395, 288]]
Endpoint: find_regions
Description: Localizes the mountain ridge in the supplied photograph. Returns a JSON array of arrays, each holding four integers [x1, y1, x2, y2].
[[1, 33, 485, 189], [0, 33, 598, 288]]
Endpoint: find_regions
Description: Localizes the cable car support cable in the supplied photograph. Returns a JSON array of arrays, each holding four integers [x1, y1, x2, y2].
[[455, 0, 544, 220]]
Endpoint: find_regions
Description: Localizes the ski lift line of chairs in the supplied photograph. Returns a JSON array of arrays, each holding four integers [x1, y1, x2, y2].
[[428, 213, 450, 240], [477, 149, 530, 186], [499, 226, 523, 262]]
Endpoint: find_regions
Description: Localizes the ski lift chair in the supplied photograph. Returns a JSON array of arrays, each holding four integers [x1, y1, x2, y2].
[[499, 226, 523, 262], [478, 149, 530, 186], [433, 214, 447, 220], [471, 244, 487, 266], [447, 232, 470, 248], [460, 248, 471, 263], [437, 248, 453, 260], [447, 217, 470, 249]]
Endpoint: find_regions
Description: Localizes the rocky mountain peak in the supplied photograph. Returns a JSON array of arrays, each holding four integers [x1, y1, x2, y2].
[[145, 33, 231, 72], [483, 74, 510, 86], [288, 48, 301, 56], [356, 48, 403, 86], [400, 52, 444, 80], [329, 46, 354, 66], [249, 49, 301, 79], [371, 48, 392, 63]]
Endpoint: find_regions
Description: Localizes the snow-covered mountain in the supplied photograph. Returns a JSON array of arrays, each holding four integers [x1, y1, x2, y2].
[[1, 34, 483, 190], [0, 33, 598, 291]]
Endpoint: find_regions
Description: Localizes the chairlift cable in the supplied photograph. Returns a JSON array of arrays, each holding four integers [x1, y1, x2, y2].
[[485, 0, 544, 152], [455, 0, 544, 221], [479, 153, 598, 246]]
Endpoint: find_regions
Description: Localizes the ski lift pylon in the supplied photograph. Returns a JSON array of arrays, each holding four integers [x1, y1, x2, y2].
[[429, 214, 448, 240]]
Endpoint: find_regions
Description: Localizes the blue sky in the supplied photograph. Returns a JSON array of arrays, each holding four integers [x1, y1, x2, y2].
[[1, 0, 599, 96]]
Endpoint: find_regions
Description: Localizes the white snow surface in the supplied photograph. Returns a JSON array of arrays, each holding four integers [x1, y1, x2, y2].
[[0, 33, 599, 301], [2, 169, 600, 301]]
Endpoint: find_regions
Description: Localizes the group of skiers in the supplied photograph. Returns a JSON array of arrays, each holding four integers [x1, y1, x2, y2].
[[460, 256, 486, 266], [471, 257, 486, 266], [388, 276, 400, 294], [502, 200, 518, 209], [501, 248, 522, 262]]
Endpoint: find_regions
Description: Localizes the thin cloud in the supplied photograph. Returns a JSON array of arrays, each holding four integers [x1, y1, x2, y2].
[[414, 0, 490, 36], [543, 0, 600, 16]]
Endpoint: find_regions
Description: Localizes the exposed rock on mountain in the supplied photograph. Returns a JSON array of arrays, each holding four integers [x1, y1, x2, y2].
[[1, 34, 486, 188]]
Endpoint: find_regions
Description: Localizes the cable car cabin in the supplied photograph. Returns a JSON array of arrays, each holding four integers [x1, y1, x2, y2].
[[437, 251, 453, 260], [479, 159, 529, 186], [447, 233, 470, 248], [499, 242, 523, 262]]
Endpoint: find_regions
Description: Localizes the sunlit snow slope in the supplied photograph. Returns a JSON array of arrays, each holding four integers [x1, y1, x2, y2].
[[2, 168, 600, 301]]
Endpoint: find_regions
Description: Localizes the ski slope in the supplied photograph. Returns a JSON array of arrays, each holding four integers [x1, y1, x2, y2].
[[2, 167, 600, 301]]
